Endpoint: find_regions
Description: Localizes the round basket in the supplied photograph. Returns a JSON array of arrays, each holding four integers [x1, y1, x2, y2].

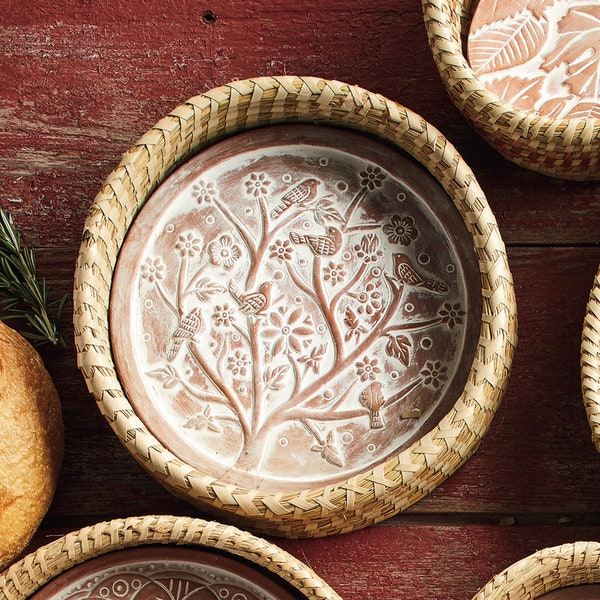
[[422, 0, 600, 180], [472, 542, 600, 599], [581, 264, 600, 452], [0, 515, 341, 599], [73, 75, 517, 538]]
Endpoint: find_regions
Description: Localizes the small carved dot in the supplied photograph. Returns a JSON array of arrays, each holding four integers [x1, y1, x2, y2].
[[420, 337, 433, 350], [397, 192, 407, 202], [405, 303, 414, 313], [279, 437, 288, 447], [367, 443, 377, 453], [341, 431, 354, 444], [282, 173, 293, 183], [446, 263, 456, 273], [418, 253, 430, 265]]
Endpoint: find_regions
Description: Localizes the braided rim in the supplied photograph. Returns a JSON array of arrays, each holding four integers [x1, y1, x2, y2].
[[73, 75, 517, 537], [0, 515, 341, 599], [422, 0, 600, 181], [472, 541, 600, 599], [581, 265, 600, 452]]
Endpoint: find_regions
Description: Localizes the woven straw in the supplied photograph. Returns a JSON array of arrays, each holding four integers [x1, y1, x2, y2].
[[73, 75, 517, 538], [422, 0, 600, 180], [581, 264, 600, 452], [472, 541, 600, 599], [0, 515, 341, 599]]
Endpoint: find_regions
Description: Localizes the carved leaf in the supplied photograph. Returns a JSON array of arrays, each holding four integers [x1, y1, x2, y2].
[[265, 365, 290, 390], [469, 9, 547, 76], [147, 365, 179, 389], [543, 6, 600, 99], [483, 73, 544, 108], [194, 278, 224, 301], [311, 431, 345, 468]]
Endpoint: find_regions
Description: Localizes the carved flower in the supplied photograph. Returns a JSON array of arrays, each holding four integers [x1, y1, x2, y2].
[[360, 165, 385, 190], [140, 257, 165, 283], [192, 179, 217, 204], [269, 238, 294, 261], [323, 262, 347, 285], [245, 172, 271, 197], [175, 232, 203, 257], [208, 234, 241, 269], [439, 302, 465, 329], [383, 215, 419, 246], [349, 281, 383, 316], [263, 306, 315, 355], [356, 356, 381, 382], [213, 303, 236, 327], [228, 349, 250, 377], [353, 233, 383, 263], [421, 360, 448, 389]]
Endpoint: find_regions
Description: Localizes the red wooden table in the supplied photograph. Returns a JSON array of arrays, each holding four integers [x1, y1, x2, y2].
[[2, 2, 600, 599]]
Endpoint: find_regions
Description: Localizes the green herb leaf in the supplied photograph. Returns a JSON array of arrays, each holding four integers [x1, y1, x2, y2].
[[0, 209, 68, 347]]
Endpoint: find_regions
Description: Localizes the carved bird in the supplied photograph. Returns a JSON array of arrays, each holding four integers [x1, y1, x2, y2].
[[167, 307, 205, 362], [391, 253, 449, 294], [229, 280, 272, 315], [360, 381, 386, 429], [289, 226, 342, 256], [270, 178, 320, 219]]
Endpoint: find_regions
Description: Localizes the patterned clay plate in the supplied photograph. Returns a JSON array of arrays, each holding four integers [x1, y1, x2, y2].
[[30, 546, 300, 600], [110, 124, 481, 495]]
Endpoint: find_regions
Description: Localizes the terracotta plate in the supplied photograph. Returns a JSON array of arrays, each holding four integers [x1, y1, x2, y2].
[[110, 124, 482, 493], [31, 546, 300, 600]]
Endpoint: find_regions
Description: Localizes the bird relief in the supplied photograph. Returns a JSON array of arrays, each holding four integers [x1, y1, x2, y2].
[[121, 134, 476, 490]]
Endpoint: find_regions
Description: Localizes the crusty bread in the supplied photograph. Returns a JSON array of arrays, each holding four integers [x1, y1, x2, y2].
[[0, 320, 63, 571]]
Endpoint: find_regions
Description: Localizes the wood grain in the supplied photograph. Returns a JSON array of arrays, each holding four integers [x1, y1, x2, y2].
[[1, 1, 600, 599]]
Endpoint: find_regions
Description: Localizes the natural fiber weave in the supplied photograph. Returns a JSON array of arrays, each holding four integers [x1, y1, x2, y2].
[[472, 541, 600, 599], [73, 76, 517, 538], [581, 264, 600, 452], [0, 515, 341, 599], [422, 0, 600, 180]]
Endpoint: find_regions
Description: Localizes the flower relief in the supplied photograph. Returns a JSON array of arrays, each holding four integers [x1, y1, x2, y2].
[[191, 179, 217, 204], [359, 165, 386, 190], [420, 360, 448, 390], [383, 214, 419, 246], [140, 256, 165, 283], [245, 172, 271, 197], [263, 306, 315, 355], [175, 232, 203, 257], [438, 302, 465, 329], [208, 233, 241, 269], [269, 238, 294, 261]]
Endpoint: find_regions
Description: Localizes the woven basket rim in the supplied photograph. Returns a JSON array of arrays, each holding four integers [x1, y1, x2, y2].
[[0, 515, 341, 599], [581, 263, 600, 452], [73, 75, 517, 538], [472, 541, 600, 599], [422, 0, 600, 180]]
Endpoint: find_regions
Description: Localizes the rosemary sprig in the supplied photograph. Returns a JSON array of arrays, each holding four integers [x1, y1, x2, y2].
[[0, 208, 68, 347]]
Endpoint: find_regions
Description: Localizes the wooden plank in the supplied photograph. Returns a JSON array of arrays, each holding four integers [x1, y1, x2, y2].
[[1, 1, 599, 247]]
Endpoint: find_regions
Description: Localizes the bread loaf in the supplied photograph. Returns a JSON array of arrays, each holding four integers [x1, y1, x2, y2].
[[0, 320, 63, 570]]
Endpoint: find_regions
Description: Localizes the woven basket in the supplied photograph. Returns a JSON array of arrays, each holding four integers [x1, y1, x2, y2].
[[422, 0, 600, 181], [472, 541, 600, 599], [73, 75, 517, 538], [581, 265, 600, 452], [0, 515, 341, 599]]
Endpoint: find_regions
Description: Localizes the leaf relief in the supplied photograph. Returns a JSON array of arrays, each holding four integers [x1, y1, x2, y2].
[[468, 8, 548, 76], [542, 5, 600, 99]]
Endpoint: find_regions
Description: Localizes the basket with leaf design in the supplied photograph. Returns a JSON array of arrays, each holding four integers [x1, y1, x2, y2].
[[73, 76, 517, 538], [0, 515, 341, 600], [422, 0, 600, 180], [472, 542, 600, 599]]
